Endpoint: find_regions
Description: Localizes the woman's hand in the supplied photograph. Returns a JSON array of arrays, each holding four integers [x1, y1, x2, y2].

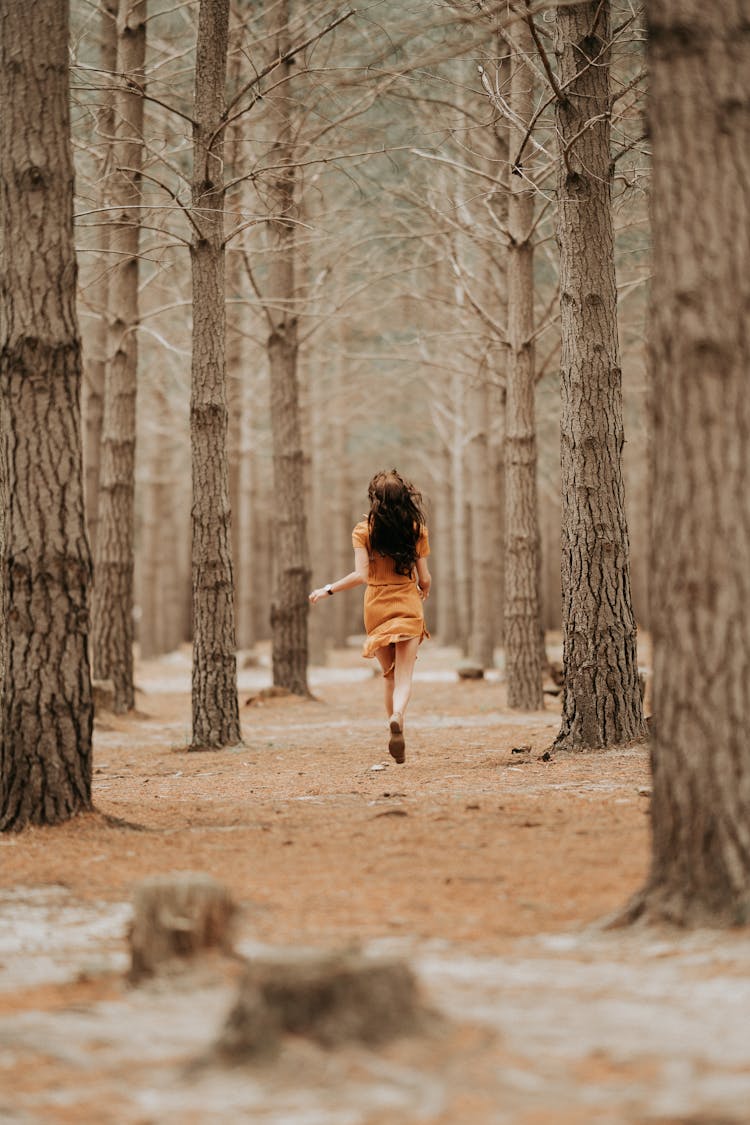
[[308, 588, 328, 604]]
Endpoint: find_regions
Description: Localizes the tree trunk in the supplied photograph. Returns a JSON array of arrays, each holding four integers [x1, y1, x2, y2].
[[504, 13, 543, 709], [330, 333, 352, 649], [83, 0, 118, 558], [450, 373, 470, 654], [467, 371, 495, 669], [92, 0, 146, 713], [624, 0, 750, 926], [0, 0, 93, 830], [225, 25, 255, 654], [190, 0, 241, 748], [553, 1, 645, 749], [266, 0, 311, 696]]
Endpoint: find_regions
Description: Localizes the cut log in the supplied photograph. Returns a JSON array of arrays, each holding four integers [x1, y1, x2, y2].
[[217, 952, 427, 1058], [457, 661, 484, 681], [92, 679, 115, 713], [128, 873, 236, 982]]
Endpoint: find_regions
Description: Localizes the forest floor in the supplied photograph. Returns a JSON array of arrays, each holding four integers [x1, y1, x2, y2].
[[1, 639, 750, 1124]]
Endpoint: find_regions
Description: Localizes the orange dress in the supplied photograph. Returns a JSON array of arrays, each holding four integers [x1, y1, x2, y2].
[[352, 520, 430, 659]]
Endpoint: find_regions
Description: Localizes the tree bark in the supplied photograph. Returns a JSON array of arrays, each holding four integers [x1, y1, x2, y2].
[[190, 0, 241, 747], [553, 1, 645, 749], [266, 0, 311, 696], [82, 0, 118, 559], [0, 0, 93, 830], [91, 0, 146, 713], [623, 0, 750, 926], [504, 13, 543, 709]]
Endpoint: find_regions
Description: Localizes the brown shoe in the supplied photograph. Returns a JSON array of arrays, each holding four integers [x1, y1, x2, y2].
[[388, 713, 405, 764]]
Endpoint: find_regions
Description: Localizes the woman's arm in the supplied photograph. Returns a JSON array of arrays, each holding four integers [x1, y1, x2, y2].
[[309, 547, 369, 604], [416, 556, 431, 601]]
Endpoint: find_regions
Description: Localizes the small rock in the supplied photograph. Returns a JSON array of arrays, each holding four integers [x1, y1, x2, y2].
[[370, 764, 387, 772], [540, 751, 552, 762], [511, 745, 531, 755], [637, 786, 652, 797]]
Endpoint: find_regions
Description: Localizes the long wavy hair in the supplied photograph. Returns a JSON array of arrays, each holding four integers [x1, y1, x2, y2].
[[367, 469, 425, 576]]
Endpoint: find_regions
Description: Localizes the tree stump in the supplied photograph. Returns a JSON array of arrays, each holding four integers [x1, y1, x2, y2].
[[92, 679, 115, 714], [217, 952, 427, 1059], [128, 873, 236, 982], [457, 660, 484, 681]]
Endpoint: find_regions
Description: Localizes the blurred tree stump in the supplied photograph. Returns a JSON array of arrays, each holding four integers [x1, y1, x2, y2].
[[92, 679, 115, 713], [128, 873, 236, 982], [217, 952, 428, 1059], [457, 661, 484, 681]]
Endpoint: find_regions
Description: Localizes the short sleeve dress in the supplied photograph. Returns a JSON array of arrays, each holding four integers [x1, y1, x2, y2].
[[351, 519, 430, 659]]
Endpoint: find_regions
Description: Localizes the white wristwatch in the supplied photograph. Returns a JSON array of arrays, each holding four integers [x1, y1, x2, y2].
[[325, 583, 334, 596]]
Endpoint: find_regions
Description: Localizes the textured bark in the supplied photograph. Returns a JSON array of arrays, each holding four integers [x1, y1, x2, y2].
[[504, 14, 543, 709], [266, 0, 311, 695], [91, 0, 146, 712], [624, 0, 750, 926], [553, 2, 645, 748], [82, 0, 118, 558], [190, 0, 241, 747], [0, 0, 93, 829]]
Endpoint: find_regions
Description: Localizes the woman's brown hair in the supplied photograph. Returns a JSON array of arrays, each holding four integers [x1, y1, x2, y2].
[[367, 469, 426, 577]]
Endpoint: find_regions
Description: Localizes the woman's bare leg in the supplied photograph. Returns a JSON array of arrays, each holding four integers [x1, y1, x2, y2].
[[392, 636, 420, 720], [374, 644, 396, 717]]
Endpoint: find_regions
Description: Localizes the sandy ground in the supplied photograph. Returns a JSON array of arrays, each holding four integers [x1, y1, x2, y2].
[[1, 641, 749, 1124]]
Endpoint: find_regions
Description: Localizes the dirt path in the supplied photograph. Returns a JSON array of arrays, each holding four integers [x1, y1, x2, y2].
[[1, 644, 749, 1123]]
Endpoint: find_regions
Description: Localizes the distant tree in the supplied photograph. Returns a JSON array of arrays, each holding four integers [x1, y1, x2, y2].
[[622, 0, 750, 925], [82, 0, 118, 558], [92, 0, 147, 712], [553, 1, 645, 748], [0, 0, 93, 829], [262, 0, 312, 695], [190, 0, 241, 748], [503, 13, 544, 709]]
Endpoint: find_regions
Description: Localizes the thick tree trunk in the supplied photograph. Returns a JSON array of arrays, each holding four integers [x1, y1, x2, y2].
[[190, 0, 241, 747], [0, 0, 93, 829], [83, 0, 118, 558], [92, 0, 146, 713], [553, 1, 645, 749], [504, 13, 543, 709], [624, 0, 750, 926], [266, 0, 311, 695]]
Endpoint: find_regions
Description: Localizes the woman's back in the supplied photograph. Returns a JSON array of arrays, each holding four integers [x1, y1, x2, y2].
[[352, 519, 429, 586]]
